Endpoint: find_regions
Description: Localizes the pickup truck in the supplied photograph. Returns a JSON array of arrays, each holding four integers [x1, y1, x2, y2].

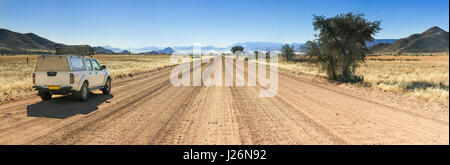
[[32, 55, 111, 101]]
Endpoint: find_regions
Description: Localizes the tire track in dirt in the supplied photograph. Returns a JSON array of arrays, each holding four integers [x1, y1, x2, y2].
[[145, 86, 202, 144], [145, 59, 212, 145], [274, 77, 448, 144], [281, 70, 448, 124], [37, 80, 172, 144], [233, 58, 348, 144], [147, 57, 245, 145]]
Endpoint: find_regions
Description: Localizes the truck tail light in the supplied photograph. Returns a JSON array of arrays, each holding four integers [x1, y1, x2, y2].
[[32, 73, 35, 84], [70, 73, 74, 84]]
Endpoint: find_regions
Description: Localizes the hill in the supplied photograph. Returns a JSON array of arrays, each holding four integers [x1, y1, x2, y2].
[[366, 39, 397, 47], [101, 45, 122, 53], [369, 43, 392, 52], [0, 29, 64, 54], [93, 46, 115, 54], [156, 47, 175, 55], [379, 26, 449, 53], [0, 28, 117, 55], [118, 50, 131, 54]]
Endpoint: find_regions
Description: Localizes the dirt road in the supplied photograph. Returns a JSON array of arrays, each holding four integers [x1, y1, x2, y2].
[[0, 57, 448, 145]]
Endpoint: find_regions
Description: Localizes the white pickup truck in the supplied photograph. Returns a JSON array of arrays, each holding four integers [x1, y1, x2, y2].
[[32, 55, 111, 101]]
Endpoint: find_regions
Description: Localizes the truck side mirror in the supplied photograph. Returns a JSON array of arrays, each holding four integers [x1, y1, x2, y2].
[[101, 65, 106, 70]]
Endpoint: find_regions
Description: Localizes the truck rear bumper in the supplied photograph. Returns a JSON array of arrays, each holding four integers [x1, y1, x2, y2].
[[33, 85, 73, 95]]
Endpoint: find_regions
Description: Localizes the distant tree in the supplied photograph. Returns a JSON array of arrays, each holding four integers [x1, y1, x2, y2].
[[281, 44, 295, 62], [231, 46, 244, 54], [305, 13, 381, 82], [254, 51, 259, 59]]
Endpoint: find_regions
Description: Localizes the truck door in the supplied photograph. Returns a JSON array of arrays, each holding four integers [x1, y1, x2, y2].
[[85, 59, 97, 88], [91, 59, 105, 87]]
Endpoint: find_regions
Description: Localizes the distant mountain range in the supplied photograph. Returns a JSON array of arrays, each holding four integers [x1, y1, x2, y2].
[[92, 46, 115, 54], [366, 39, 397, 47], [228, 42, 305, 52], [1, 27, 448, 55], [0, 29, 120, 54], [118, 50, 131, 54], [369, 26, 449, 53], [104, 41, 398, 54], [99, 42, 304, 54], [0, 28, 63, 54], [157, 47, 175, 54], [101, 45, 122, 52]]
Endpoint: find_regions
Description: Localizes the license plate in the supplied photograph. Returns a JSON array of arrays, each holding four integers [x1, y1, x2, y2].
[[48, 86, 60, 90]]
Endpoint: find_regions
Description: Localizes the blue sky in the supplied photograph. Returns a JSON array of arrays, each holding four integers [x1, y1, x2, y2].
[[0, 0, 448, 48]]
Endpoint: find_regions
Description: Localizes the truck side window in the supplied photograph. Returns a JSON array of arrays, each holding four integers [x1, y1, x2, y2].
[[70, 58, 85, 71], [86, 60, 93, 71], [92, 60, 101, 70]]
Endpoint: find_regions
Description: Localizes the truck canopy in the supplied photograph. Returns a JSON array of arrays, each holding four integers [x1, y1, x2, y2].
[[34, 55, 86, 72]]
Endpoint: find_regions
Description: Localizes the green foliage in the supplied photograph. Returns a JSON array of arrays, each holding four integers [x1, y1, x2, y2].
[[231, 46, 244, 54], [281, 44, 295, 62], [305, 12, 381, 82]]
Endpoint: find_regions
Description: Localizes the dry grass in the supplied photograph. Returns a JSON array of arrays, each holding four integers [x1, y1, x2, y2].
[[93, 54, 178, 79], [360, 55, 449, 103], [278, 60, 326, 77], [0, 55, 39, 102], [0, 54, 177, 103], [371, 52, 449, 56], [278, 55, 449, 104]]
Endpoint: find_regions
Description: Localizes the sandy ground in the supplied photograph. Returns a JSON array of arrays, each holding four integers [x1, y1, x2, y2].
[[0, 56, 448, 145]]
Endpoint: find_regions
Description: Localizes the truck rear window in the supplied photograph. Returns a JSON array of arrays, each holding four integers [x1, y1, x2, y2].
[[70, 58, 86, 71], [34, 56, 71, 71]]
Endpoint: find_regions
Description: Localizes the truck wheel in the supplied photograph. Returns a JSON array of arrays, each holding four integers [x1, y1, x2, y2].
[[101, 78, 111, 95], [39, 91, 52, 101], [76, 82, 89, 102]]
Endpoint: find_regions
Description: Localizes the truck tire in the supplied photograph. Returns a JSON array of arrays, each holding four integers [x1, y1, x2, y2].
[[76, 82, 89, 102], [39, 91, 52, 101], [101, 78, 111, 95]]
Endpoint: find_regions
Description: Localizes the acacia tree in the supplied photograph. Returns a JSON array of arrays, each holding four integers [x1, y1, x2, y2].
[[253, 51, 259, 59], [305, 13, 381, 82], [281, 44, 295, 62], [231, 46, 244, 54], [265, 51, 271, 59]]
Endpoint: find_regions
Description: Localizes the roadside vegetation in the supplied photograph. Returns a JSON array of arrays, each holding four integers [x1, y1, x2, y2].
[[304, 13, 381, 82], [277, 54, 449, 104], [231, 46, 244, 54], [282, 12, 449, 104], [281, 44, 295, 62], [0, 54, 176, 103]]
